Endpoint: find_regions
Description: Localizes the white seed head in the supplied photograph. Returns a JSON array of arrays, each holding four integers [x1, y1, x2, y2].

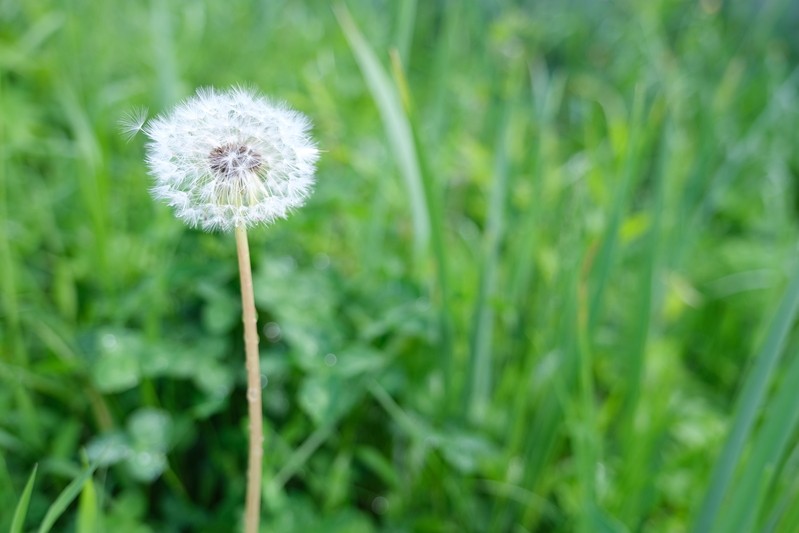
[[142, 86, 319, 232]]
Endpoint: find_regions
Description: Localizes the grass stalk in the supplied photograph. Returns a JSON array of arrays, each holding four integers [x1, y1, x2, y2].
[[336, 3, 454, 406], [693, 267, 799, 532], [235, 225, 263, 533], [466, 102, 513, 424], [717, 339, 799, 532]]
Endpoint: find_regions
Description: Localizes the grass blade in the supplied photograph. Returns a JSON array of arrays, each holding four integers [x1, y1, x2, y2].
[[10, 464, 38, 533], [76, 473, 100, 533], [334, 3, 430, 258], [715, 338, 799, 532], [336, 3, 454, 403], [37, 463, 98, 533], [693, 267, 799, 532], [466, 99, 515, 424], [586, 83, 646, 333], [393, 0, 417, 64]]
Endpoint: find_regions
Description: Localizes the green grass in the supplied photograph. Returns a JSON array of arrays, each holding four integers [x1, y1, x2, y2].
[[2, 0, 799, 531]]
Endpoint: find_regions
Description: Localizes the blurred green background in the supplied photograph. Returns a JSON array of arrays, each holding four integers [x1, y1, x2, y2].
[[2, 0, 799, 531]]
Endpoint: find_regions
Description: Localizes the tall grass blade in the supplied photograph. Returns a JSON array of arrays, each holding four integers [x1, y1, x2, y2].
[[0, 72, 43, 447], [37, 463, 98, 533], [466, 101, 514, 424], [393, 0, 417, 64], [406, 101, 455, 404], [616, 109, 669, 525], [336, 3, 454, 402], [76, 474, 100, 533], [10, 464, 38, 533], [334, 3, 431, 258], [693, 268, 799, 532], [715, 336, 799, 532], [587, 84, 646, 333]]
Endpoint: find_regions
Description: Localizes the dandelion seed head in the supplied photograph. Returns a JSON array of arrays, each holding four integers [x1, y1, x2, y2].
[[142, 86, 319, 232]]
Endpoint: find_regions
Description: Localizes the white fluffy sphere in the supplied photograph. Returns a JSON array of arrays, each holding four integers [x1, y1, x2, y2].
[[143, 87, 319, 232]]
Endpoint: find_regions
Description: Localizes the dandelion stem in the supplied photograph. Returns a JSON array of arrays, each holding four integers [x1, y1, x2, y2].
[[235, 224, 263, 533]]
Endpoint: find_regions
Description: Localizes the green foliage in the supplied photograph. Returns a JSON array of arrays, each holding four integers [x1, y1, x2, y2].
[[2, 0, 799, 531]]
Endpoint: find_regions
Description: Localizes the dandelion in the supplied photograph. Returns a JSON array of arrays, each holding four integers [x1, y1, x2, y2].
[[142, 86, 318, 232], [129, 86, 318, 533]]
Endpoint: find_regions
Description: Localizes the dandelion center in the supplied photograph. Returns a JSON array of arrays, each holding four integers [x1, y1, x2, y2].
[[208, 143, 263, 178]]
